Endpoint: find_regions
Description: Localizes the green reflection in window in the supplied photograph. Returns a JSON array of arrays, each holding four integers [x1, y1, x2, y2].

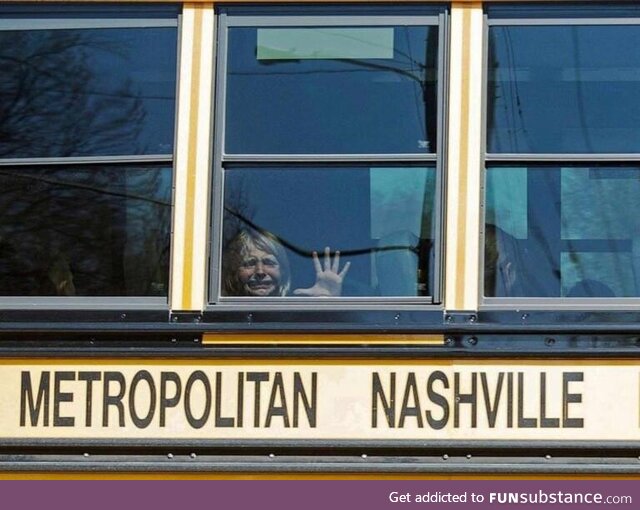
[[370, 167, 434, 240], [257, 27, 394, 60], [560, 167, 640, 297], [485, 167, 528, 239], [561, 167, 640, 240]]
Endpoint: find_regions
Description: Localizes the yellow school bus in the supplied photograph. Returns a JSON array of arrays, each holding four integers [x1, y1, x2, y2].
[[1, 0, 639, 479]]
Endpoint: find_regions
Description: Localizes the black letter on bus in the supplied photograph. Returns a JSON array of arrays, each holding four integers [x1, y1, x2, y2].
[[563, 372, 584, 428], [54, 371, 75, 427], [184, 370, 211, 429], [517, 372, 537, 428], [78, 371, 101, 427], [129, 370, 156, 429], [481, 372, 504, 428], [215, 372, 234, 427], [246, 372, 269, 427], [103, 372, 126, 427], [454, 372, 478, 428], [427, 370, 449, 430], [372, 372, 395, 428], [20, 371, 50, 427], [540, 372, 560, 428], [160, 372, 181, 427], [293, 372, 317, 428], [399, 373, 423, 428], [265, 372, 290, 428]]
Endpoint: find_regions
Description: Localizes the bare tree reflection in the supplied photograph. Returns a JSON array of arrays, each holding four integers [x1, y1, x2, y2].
[[0, 166, 171, 296], [0, 29, 172, 296], [0, 30, 148, 157]]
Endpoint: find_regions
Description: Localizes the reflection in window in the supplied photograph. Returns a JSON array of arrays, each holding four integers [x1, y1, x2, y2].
[[485, 166, 640, 297], [256, 28, 395, 60], [0, 166, 171, 296], [0, 27, 177, 158], [488, 25, 640, 154], [225, 25, 438, 154], [0, 9, 178, 300], [221, 167, 436, 297], [216, 8, 443, 304]]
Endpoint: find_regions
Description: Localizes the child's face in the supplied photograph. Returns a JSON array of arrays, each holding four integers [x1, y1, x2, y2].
[[238, 244, 281, 296]]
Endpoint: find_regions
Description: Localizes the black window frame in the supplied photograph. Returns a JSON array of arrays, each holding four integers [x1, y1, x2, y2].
[[481, 3, 640, 309], [209, 4, 449, 309], [0, 3, 180, 309]]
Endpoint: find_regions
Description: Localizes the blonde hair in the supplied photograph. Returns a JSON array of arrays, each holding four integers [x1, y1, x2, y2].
[[221, 229, 291, 296]]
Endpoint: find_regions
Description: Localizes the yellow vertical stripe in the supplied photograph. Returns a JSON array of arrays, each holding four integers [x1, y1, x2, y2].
[[454, 6, 472, 310], [445, 3, 483, 311], [170, 7, 194, 310], [180, 5, 204, 310], [171, 4, 214, 311], [444, 6, 462, 310], [464, 7, 484, 310], [190, 6, 215, 309]]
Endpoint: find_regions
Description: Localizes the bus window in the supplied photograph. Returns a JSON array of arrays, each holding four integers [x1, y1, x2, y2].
[[483, 6, 640, 303], [485, 166, 640, 298], [221, 166, 436, 298], [224, 24, 438, 155], [211, 6, 446, 303], [0, 165, 171, 297], [0, 6, 178, 300]]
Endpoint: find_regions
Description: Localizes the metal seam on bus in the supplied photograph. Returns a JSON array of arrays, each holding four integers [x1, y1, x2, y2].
[[4, 358, 637, 367], [201, 333, 445, 345]]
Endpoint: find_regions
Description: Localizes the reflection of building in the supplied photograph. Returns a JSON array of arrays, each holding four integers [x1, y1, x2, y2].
[[1, 1, 640, 479]]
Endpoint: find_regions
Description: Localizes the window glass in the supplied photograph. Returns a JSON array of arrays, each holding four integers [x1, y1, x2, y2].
[[0, 165, 171, 297], [485, 166, 640, 298], [488, 25, 640, 154], [256, 28, 394, 60], [225, 25, 438, 155], [221, 166, 436, 297], [0, 27, 177, 158]]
